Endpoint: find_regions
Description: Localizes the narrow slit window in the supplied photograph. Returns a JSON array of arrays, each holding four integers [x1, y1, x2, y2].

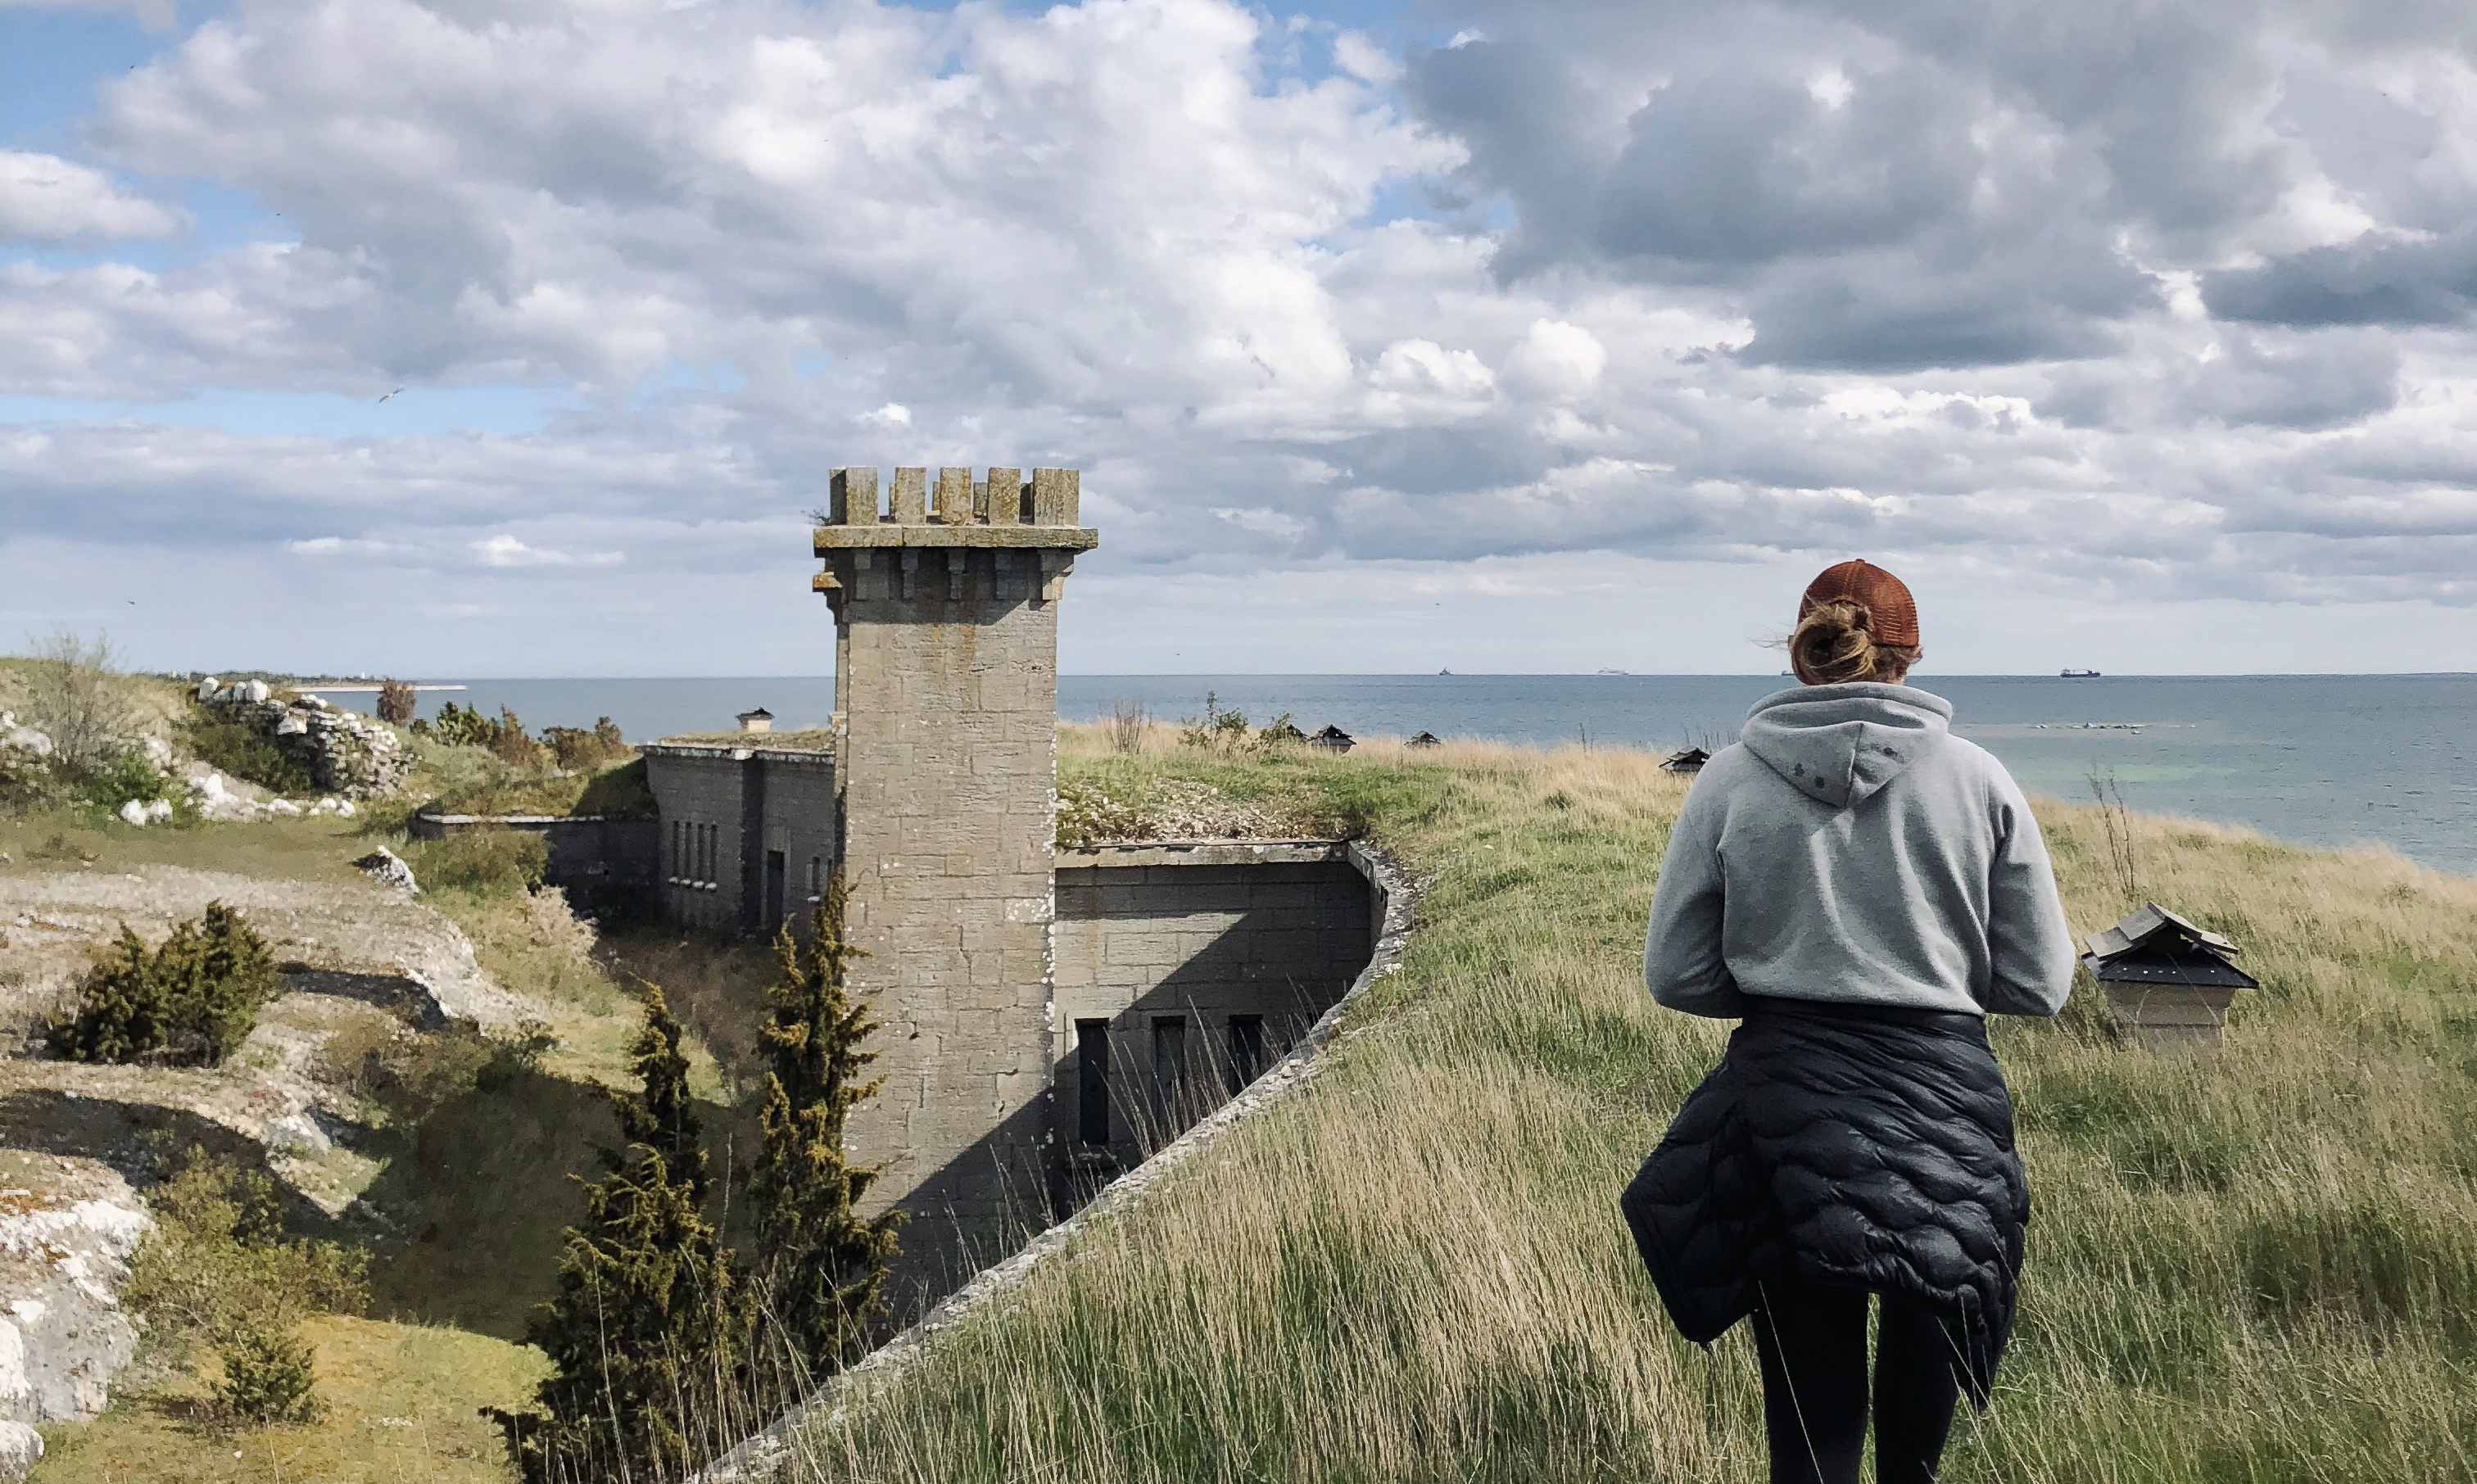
[[1152, 1015, 1187, 1117], [1226, 1015, 1266, 1091], [1075, 1019, 1112, 1145]]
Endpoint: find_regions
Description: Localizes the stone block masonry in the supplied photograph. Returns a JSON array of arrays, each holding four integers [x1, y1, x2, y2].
[[1052, 842, 1378, 1197], [815, 467, 1098, 1292], [641, 744, 838, 934]]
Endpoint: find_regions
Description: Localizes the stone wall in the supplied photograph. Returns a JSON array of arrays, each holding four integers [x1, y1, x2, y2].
[[1052, 841, 1379, 1200], [193, 679, 411, 798], [641, 744, 838, 934], [407, 811, 661, 918]]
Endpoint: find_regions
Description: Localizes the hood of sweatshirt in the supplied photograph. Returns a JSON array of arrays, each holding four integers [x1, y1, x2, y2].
[[1739, 682, 1954, 809]]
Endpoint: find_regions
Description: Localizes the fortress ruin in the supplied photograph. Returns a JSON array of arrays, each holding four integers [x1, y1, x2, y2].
[[643, 467, 1382, 1296]]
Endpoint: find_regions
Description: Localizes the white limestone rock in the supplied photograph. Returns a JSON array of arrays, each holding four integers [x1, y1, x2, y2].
[[195, 676, 221, 702], [114, 799, 147, 827], [0, 1420, 39, 1479], [0, 717, 50, 759], [355, 847, 420, 894], [265, 799, 303, 817], [0, 1188, 148, 1423], [236, 679, 271, 704]]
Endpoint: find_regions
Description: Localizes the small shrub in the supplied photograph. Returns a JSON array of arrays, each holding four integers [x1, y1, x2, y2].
[[122, 1151, 369, 1375], [520, 885, 598, 960], [16, 628, 141, 773], [180, 708, 317, 796], [401, 826, 548, 896], [1179, 690, 1252, 752], [1107, 697, 1149, 754], [47, 902, 279, 1066], [375, 678, 417, 725], [423, 701, 548, 766], [541, 716, 628, 771], [70, 747, 181, 819], [49, 928, 162, 1064], [215, 1322, 324, 1426]]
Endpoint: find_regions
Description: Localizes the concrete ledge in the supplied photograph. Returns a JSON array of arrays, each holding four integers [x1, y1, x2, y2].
[[697, 838, 1415, 1483], [639, 742, 837, 764], [813, 524, 1101, 552], [408, 811, 642, 830], [1056, 839, 1350, 869]]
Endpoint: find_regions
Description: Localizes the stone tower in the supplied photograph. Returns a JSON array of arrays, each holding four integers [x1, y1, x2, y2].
[[812, 465, 1097, 1286]]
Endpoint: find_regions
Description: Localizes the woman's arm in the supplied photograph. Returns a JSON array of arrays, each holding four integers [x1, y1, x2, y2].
[[1644, 772, 1750, 1017], [1982, 772, 2079, 1016]]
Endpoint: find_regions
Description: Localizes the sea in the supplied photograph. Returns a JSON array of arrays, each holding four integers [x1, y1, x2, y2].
[[307, 674, 2477, 877]]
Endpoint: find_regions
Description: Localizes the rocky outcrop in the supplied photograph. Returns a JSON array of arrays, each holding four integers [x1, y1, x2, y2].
[[0, 1164, 147, 1426], [193, 678, 412, 799]]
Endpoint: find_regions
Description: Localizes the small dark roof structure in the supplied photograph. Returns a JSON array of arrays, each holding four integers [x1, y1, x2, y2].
[[736, 705, 775, 735], [1308, 724, 1355, 752], [1660, 746, 1710, 774], [1406, 731, 1441, 749], [2081, 902, 2257, 989], [1262, 720, 1306, 743]]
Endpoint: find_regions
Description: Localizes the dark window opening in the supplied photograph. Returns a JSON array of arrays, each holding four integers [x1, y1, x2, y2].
[[765, 849, 786, 929], [1226, 1015, 1266, 1091], [1075, 1019, 1112, 1145], [1152, 1015, 1187, 1119]]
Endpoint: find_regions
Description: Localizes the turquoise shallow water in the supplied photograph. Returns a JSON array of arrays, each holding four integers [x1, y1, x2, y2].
[[317, 674, 2477, 877]]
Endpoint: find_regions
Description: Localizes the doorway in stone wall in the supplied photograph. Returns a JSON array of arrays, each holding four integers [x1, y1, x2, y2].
[[765, 850, 786, 931]]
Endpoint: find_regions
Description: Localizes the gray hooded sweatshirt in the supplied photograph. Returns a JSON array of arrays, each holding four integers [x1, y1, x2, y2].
[[1644, 682, 2076, 1019]]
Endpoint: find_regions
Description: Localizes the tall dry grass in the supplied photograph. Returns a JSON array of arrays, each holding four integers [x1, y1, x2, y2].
[[762, 731, 2477, 1483]]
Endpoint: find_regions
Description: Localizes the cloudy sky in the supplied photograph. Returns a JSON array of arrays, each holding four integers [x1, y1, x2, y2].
[[4, 0, 2475, 676]]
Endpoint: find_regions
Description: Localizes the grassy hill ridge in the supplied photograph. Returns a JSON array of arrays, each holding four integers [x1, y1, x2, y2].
[[766, 726, 2477, 1484]]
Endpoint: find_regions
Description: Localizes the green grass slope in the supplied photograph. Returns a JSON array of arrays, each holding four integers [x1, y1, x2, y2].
[[774, 728, 2477, 1484]]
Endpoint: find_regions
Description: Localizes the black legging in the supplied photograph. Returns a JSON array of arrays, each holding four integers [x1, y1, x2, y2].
[[1750, 1280, 1962, 1484]]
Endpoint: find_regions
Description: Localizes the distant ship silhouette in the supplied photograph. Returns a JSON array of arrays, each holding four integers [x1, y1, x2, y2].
[[2061, 667, 2101, 678], [1439, 667, 1451, 676]]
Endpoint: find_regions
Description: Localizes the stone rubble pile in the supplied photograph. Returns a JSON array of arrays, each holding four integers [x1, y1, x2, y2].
[[193, 676, 413, 799]]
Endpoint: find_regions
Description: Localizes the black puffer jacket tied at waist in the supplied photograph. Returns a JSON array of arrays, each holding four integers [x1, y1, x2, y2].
[[1619, 998, 2029, 1405]]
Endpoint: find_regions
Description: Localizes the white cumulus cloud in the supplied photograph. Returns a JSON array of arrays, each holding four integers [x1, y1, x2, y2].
[[0, 152, 182, 245], [473, 534, 623, 568]]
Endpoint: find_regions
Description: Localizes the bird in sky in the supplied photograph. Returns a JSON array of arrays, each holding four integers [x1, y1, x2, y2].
[[378, 387, 405, 404]]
